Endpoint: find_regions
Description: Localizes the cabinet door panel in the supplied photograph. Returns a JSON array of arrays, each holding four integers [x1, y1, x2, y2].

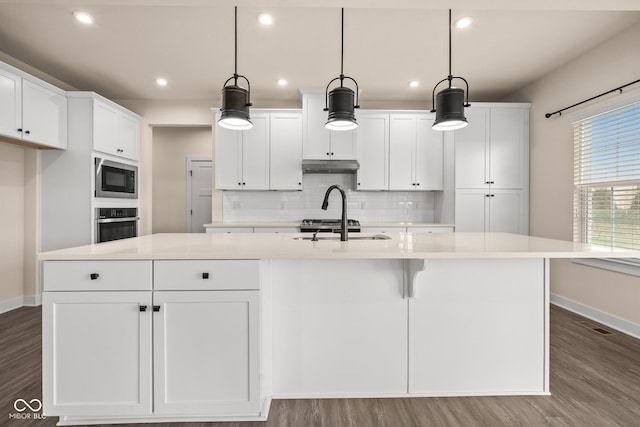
[[415, 115, 443, 190], [118, 113, 140, 160], [389, 115, 416, 190], [303, 92, 330, 159], [270, 112, 303, 190], [215, 123, 243, 190], [490, 108, 528, 189], [409, 259, 545, 394], [153, 291, 261, 414], [454, 107, 489, 188], [243, 114, 270, 190], [22, 80, 67, 149], [93, 100, 120, 155], [489, 190, 527, 234], [357, 113, 389, 190], [0, 68, 22, 139], [330, 128, 357, 159], [42, 291, 152, 416], [454, 189, 488, 232]]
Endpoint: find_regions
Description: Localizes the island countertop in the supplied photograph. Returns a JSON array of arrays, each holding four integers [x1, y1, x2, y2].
[[38, 232, 640, 260]]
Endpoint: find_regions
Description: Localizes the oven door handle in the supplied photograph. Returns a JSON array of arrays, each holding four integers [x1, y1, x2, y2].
[[96, 217, 140, 224]]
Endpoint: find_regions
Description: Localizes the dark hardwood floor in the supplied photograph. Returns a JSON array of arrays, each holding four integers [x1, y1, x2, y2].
[[2, 305, 640, 427]]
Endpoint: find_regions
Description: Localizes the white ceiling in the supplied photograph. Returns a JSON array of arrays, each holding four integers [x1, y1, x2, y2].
[[0, 0, 639, 107]]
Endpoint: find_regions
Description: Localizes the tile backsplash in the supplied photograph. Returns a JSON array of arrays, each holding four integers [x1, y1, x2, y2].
[[222, 174, 440, 223]]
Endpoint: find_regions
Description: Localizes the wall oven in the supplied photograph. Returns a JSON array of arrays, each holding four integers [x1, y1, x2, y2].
[[95, 208, 139, 243], [95, 158, 138, 199]]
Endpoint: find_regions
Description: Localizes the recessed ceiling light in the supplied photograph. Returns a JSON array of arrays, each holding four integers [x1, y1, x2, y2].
[[73, 11, 94, 25], [277, 79, 288, 86], [455, 17, 472, 29], [409, 81, 420, 88], [156, 78, 168, 87], [258, 13, 273, 26]]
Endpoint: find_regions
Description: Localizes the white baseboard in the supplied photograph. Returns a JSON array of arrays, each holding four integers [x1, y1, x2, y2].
[[23, 294, 42, 307], [0, 295, 42, 314], [0, 296, 26, 314], [551, 293, 640, 340]]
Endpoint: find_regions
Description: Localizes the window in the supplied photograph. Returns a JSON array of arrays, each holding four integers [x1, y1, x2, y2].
[[573, 102, 640, 256]]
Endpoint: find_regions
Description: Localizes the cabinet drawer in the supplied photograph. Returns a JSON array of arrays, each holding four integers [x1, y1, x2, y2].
[[154, 260, 260, 291], [43, 261, 152, 291]]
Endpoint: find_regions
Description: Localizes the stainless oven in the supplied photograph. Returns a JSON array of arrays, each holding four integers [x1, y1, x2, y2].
[[95, 158, 138, 199], [95, 208, 139, 243]]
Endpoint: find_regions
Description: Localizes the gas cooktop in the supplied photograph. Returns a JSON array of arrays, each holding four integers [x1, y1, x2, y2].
[[300, 219, 361, 233]]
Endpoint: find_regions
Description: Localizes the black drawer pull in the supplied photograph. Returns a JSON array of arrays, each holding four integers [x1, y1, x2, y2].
[[90, 273, 100, 280], [202, 272, 209, 279], [153, 305, 160, 312], [139, 305, 148, 312]]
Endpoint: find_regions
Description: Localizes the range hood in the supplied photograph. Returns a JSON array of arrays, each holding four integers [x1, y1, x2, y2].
[[301, 159, 360, 174]]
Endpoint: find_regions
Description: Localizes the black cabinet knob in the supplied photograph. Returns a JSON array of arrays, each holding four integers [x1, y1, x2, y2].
[[326, 152, 330, 156], [17, 128, 22, 132], [298, 182, 302, 185], [139, 305, 148, 312], [202, 272, 209, 279], [153, 305, 160, 312], [90, 273, 100, 280], [416, 183, 420, 186], [25, 130, 30, 134]]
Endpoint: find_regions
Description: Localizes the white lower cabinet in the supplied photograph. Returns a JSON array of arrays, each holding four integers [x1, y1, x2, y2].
[[455, 188, 528, 234], [153, 291, 261, 415], [43, 260, 264, 422], [42, 291, 153, 416]]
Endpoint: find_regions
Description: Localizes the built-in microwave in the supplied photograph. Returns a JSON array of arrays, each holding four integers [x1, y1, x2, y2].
[[95, 158, 137, 199]]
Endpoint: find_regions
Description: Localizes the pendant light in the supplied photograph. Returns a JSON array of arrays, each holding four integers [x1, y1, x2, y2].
[[219, 6, 253, 130], [430, 9, 470, 131], [324, 8, 360, 131]]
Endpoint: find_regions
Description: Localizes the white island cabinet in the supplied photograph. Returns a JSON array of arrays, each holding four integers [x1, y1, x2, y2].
[[39, 232, 640, 425], [42, 257, 268, 425]]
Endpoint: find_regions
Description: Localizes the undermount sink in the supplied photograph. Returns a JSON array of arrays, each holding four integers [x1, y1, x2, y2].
[[293, 234, 391, 241]]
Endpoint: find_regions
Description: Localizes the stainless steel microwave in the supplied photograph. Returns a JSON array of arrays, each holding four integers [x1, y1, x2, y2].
[[95, 158, 138, 199]]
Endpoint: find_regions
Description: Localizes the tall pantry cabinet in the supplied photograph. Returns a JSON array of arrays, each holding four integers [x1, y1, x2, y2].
[[454, 104, 530, 234]]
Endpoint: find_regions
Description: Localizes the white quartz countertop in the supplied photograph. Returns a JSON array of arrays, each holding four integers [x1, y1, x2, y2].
[[38, 232, 640, 261]]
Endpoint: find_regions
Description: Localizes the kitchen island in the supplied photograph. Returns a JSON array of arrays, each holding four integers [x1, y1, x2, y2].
[[39, 232, 639, 426]]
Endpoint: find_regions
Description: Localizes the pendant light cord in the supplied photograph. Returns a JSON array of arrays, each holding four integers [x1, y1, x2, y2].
[[234, 6, 238, 85], [447, 9, 452, 88], [340, 8, 344, 87]]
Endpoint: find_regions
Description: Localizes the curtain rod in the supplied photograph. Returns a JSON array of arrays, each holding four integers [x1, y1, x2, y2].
[[545, 78, 640, 119]]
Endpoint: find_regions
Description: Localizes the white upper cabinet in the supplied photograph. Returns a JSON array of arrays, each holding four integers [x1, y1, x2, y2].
[[93, 98, 140, 160], [0, 67, 23, 140], [215, 113, 270, 190], [270, 112, 303, 190], [0, 64, 67, 149], [302, 91, 357, 160], [453, 103, 530, 235], [455, 105, 529, 190], [216, 110, 303, 191], [389, 114, 443, 191], [357, 113, 389, 191]]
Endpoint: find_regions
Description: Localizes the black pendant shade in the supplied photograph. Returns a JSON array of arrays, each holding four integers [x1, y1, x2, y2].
[[324, 8, 359, 131], [219, 7, 253, 130], [430, 10, 470, 131]]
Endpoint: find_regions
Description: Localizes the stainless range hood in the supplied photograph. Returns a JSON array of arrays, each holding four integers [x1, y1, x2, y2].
[[301, 159, 359, 174]]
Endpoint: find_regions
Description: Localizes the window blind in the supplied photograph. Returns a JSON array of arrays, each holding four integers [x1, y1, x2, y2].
[[573, 101, 640, 251]]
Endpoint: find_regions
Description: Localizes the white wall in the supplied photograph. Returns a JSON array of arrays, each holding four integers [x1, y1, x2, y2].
[[509, 22, 640, 324], [152, 126, 212, 233], [0, 143, 25, 310]]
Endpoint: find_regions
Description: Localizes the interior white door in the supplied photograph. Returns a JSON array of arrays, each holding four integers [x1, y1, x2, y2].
[[188, 158, 212, 233]]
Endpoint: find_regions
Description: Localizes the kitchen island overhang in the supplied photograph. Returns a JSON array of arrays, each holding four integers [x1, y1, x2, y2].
[[39, 232, 640, 426]]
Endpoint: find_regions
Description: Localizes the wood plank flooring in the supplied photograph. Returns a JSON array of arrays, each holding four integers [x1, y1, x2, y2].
[[1, 305, 639, 426]]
